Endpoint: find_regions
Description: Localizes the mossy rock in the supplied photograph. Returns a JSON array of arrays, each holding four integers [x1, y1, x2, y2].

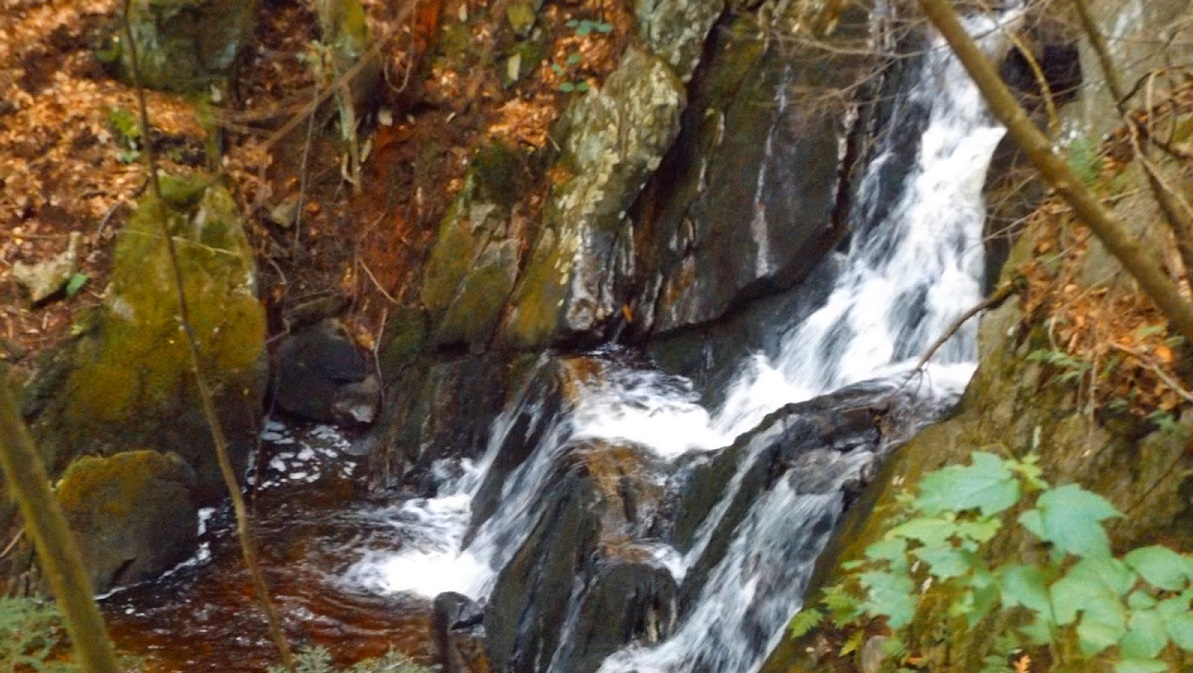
[[102, 0, 259, 93], [26, 179, 267, 505], [55, 450, 198, 594]]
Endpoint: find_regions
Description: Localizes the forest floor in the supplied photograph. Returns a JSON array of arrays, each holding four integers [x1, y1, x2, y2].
[[0, 0, 624, 377]]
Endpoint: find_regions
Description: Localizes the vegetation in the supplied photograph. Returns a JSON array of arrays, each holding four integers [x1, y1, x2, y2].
[[791, 452, 1193, 673], [265, 649, 431, 673]]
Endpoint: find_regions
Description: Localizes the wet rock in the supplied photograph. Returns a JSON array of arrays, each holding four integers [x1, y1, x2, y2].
[[55, 450, 197, 594], [21, 179, 267, 504], [435, 592, 490, 673], [548, 560, 678, 673], [369, 354, 517, 491], [503, 47, 685, 348], [274, 319, 371, 423], [631, 9, 875, 335], [101, 0, 258, 93], [11, 232, 81, 304], [633, 0, 724, 82], [484, 465, 603, 673]]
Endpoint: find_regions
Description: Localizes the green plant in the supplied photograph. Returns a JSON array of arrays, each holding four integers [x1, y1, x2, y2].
[[0, 597, 76, 672], [266, 648, 432, 673], [550, 17, 613, 93], [791, 451, 1193, 673], [107, 107, 142, 164]]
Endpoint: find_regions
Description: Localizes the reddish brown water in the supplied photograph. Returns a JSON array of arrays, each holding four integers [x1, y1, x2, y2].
[[101, 424, 437, 673]]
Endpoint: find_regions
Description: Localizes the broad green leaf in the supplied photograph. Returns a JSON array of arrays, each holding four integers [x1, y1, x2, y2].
[[1123, 546, 1191, 591], [1126, 590, 1157, 610], [998, 564, 1051, 616], [1163, 608, 1193, 650], [1119, 609, 1168, 660], [865, 537, 908, 563], [889, 516, 957, 546], [65, 272, 88, 297], [1113, 660, 1168, 673], [861, 570, 916, 628], [839, 629, 865, 656], [1028, 484, 1121, 558], [1077, 605, 1128, 657], [1018, 618, 1053, 646], [918, 452, 1020, 516], [1069, 557, 1138, 596], [913, 545, 971, 580], [1019, 509, 1044, 539], [956, 517, 1002, 544]]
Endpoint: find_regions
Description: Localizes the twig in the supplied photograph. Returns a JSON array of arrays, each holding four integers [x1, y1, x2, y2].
[[0, 526, 24, 559], [358, 258, 398, 304], [1109, 342, 1193, 405], [906, 281, 1019, 379], [120, 2, 295, 670]]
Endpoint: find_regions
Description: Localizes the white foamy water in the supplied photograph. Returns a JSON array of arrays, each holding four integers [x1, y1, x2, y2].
[[341, 8, 1020, 673]]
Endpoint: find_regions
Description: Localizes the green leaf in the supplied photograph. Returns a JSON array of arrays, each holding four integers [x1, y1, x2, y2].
[[64, 273, 88, 297], [1019, 617, 1053, 646], [860, 570, 916, 628], [788, 607, 823, 638], [595, 21, 613, 34], [889, 516, 958, 546], [575, 82, 589, 92], [1074, 592, 1129, 657], [1051, 558, 1135, 625], [1123, 546, 1191, 591], [914, 545, 971, 580], [917, 452, 1021, 516], [559, 82, 575, 92], [864, 537, 908, 563], [998, 563, 1052, 616], [1126, 590, 1157, 610], [1119, 609, 1168, 660], [1162, 604, 1193, 649], [566, 53, 581, 66], [956, 517, 1002, 544], [840, 629, 865, 656], [1113, 660, 1168, 673], [1024, 484, 1121, 558]]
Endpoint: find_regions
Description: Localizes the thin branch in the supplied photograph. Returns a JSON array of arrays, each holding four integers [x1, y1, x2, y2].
[[120, 2, 295, 670], [907, 280, 1019, 378], [0, 381, 121, 673]]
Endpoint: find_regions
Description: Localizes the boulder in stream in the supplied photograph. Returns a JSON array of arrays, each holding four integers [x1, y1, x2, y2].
[[55, 450, 198, 594]]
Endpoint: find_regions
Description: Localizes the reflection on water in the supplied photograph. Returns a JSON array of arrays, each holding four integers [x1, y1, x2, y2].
[[102, 422, 435, 673]]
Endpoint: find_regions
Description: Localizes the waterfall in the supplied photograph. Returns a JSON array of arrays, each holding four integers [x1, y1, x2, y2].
[[344, 9, 1019, 673]]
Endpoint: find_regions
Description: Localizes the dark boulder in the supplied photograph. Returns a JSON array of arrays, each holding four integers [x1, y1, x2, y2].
[[274, 319, 374, 424]]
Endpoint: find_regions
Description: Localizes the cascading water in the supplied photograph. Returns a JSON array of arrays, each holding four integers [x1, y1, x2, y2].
[[344, 9, 1020, 673]]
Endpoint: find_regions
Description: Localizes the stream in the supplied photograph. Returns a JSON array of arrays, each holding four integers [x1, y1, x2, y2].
[[103, 9, 1017, 673]]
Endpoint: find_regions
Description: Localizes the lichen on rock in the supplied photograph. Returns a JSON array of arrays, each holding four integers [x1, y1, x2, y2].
[[504, 47, 686, 348]]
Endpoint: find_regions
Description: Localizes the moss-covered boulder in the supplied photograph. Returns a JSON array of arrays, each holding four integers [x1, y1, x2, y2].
[[25, 178, 267, 505], [503, 47, 685, 348], [103, 0, 259, 93], [420, 143, 528, 350], [55, 450, 198, 594]]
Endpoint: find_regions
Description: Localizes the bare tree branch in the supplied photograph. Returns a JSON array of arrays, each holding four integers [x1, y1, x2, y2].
[[917, 0, 1193, 345]]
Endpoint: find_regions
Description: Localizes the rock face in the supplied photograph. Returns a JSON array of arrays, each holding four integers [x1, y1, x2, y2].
[[629, 7, 876, 336], [504, 47, 686, 348], [105, 0, 259, 92], [21, 179, 267, 504], [55, 451, 198, 594]]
